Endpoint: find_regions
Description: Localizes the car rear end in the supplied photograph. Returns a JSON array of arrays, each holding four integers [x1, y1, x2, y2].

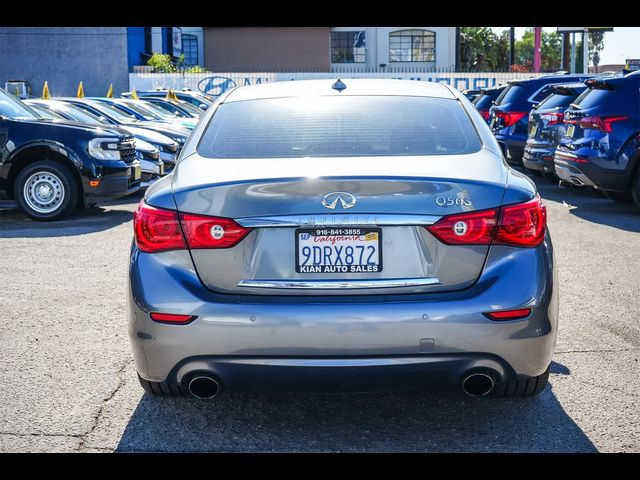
[[554, 75, 640, 190], [489, 81, 535, 163], [523, 83, 586, 175], [472, 86, 505, 124], [128, 80, 558, 398]]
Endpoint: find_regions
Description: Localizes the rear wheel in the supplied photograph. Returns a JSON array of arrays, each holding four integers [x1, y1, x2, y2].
[[137, 373, 185, 397], [14, 160, 79, 221], [632, 169, 640, 209], [493, 365, 550, 397], [603, 190, 634, 204]]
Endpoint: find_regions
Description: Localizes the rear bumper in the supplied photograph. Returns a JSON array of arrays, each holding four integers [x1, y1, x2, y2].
[[523, 146, 555, 172], [554, 159, 596, 187], [128, 236, 559, 391]]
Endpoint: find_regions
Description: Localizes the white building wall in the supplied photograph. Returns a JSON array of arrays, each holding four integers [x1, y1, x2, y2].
[[331, 26, 456, 70]]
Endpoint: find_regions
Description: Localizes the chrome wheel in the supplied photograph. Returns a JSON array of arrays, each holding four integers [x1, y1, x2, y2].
[[22, 171, 66, 214]]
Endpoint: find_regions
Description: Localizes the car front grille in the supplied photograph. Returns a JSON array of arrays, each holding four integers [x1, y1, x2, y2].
[[121, 147, 137, 165]]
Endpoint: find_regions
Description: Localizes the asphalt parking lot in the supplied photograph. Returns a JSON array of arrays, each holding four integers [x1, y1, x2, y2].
[[0, 173, 639, 453]]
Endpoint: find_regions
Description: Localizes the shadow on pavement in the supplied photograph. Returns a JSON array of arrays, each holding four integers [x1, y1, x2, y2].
[[116, 379, 596, 452], [0, 192, 143, 238], [525, 171, 639, 233]]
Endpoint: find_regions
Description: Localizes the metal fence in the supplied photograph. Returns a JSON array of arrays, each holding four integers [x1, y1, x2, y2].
[[129, 70, 547, 99]]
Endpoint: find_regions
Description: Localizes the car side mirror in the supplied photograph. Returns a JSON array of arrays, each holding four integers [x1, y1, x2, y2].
[[199, 103, 208, 110]]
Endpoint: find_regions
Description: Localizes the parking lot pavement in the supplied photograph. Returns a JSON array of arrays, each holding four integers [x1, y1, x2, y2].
[[0, 175, 638, 453]]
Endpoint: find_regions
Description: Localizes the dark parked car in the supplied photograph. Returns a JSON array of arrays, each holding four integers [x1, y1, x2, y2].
[[0, 88, 140, 220], [472, 85, 506, 123], [490, 73, 592, 164], [124, 96, 204, 119], [554, 72, 640, 207], [462, 89, 482, 102], [89, 97, 195, 132], [121, 88, 213, 109], [523, 83, 587, 176]]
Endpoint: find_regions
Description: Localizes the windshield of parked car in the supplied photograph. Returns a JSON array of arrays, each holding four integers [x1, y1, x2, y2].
[[171, 100, 204, 117], [0, 89, 40, 120], [26, 103, 65, 120], [495, 83, 525, 106], [88, 101, 139, 123], [121, 101, 166, 121], [535, 92, 578, 110], [48, 103, 105, 125], [198, 96, 482, 158], [144, 100, 187, 117]]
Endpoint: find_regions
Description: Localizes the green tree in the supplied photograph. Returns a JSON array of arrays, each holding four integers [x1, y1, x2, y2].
[[588, 31, 606, 72], [515, 28, 562, 72], [460, 27, 498, 71], [147, 52, 177, 73]]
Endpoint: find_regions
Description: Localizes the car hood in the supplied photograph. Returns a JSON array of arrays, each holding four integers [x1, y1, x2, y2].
[[15, 118, 130, 138], [119, 125, 176, 146]]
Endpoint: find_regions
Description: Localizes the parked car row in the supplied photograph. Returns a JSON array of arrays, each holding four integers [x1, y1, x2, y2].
[[0, 87, 209, 220], [471, 71, 640, 209]]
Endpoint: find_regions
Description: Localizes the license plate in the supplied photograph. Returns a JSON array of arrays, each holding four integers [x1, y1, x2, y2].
[[566, 124, 575, 138], [159, 162, 164, 176], [295, 227, 382, 274], [530, 123, 538, 137], [133, 165, 141, 180]]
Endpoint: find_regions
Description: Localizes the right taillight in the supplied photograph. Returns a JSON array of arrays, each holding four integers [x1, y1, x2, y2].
[[496, 110, 528, 127], [134, 200, 252, 253], [427, 195, 546, 248]]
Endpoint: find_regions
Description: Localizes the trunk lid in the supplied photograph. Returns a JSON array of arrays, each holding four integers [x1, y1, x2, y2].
[[166, 152, 508, 296]]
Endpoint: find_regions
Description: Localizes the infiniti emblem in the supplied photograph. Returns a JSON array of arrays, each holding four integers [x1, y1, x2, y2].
[[322, 192, 357, 210]]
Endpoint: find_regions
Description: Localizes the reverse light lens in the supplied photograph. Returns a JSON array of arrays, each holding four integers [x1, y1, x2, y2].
[[427, 209, 498, 245], [150, 312, 196, 324], [540, 112, 564, 126], [427, 195, 546, 248], [180, 213, 251, 249], [483, 308, 532, 321], [134, 202, 186, 253]]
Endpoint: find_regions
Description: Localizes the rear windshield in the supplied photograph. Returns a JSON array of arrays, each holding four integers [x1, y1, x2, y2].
[[495, 83, 526, 106], [535, 92, 577, 110], [197, 96, 482, 158], [573, 87, 615, 109], [473, 94, 496, 110]]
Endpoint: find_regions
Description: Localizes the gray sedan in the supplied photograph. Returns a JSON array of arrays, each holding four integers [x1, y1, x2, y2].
[[128, 79, 558, 400]]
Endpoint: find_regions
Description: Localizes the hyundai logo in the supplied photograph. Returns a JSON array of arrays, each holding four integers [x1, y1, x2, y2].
[[322, 192, 357, 210], [197, 76, 237, 98]]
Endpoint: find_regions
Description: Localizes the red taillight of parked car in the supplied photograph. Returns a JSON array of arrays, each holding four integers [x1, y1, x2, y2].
[[540, 112, 564, 126], [149, 312, 197, 324], [564, 115, 628, 133], [495, 110, 528, 127], [479, 110, 490, 121], [179, 213, 251, 249], [427, 195, 546, 248], [134, 201, 251, 253], [134, 202, 186, 253], [483, 308, 532, 321]]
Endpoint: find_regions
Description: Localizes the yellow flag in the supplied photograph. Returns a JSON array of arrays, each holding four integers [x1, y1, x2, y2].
[[42, 81, 51, 100], [131, 87, 140, 100], [166, 89, 178, 101], [77, 81, 85, 98], [106, 83, 114, 98]]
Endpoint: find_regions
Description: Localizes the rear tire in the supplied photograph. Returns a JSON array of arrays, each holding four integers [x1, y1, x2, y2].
[[632, 169, 640, 209], [14, 160, 79, 221], [137, 373, 185, 397], [493, 365, 550, 397], [603, 190, 634, 204]]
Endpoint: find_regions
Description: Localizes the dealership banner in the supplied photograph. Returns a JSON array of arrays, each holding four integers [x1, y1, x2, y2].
[[129, 71, 546, 98]]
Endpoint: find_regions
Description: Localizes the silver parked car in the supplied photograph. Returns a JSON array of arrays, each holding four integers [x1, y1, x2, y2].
[[129, 79, 558, 399]]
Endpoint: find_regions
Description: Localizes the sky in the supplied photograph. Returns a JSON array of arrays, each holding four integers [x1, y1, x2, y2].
[[490, 27, 640, 65]]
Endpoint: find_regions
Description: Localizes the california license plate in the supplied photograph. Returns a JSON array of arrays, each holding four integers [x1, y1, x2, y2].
[[566, 124, 575, 138], [133, 165, 141, 180], [530, 123, 538, 137], [295, 227, 382, 274]]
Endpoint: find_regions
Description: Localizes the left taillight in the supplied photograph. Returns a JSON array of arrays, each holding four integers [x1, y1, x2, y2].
[[134, 201, 252, 253], [134, 202, 186, 253], [427, 195, 546, 248]]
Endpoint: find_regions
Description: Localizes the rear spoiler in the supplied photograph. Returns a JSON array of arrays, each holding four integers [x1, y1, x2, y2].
[[584, 79, 615, 91]]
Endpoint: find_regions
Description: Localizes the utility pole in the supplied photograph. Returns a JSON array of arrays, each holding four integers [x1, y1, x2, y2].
[[510, 27, 515, 70], [570, 32, 576, 73], [583, 30, 589, 73], [533, 27, 542, 72], [562, 32, 571, 71]]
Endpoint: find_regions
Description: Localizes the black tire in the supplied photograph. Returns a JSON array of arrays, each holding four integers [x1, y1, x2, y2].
[[632, 169, 640, 209], [603, 190, 634, 204], [14, 160, 79, 221], [493, 365, 550, 398], [137, 372, 185, 397]]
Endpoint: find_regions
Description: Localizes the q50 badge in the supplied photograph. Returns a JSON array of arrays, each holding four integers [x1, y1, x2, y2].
[[435, 196, 472, 207]]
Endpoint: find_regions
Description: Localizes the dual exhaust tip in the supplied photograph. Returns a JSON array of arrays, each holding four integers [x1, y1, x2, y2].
[[187, 371, 496, 399]]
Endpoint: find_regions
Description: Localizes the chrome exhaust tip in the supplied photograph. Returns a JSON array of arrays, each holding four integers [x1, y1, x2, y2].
[[462, 372, 495, 397], [188, 375, 221, 399], [570, 177, 584, 186]]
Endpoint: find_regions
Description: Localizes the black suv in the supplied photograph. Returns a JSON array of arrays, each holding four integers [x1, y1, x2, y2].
[[555, 72, 640, 207], [489, 73, 592, 164], [523, 82, 587, 176], [0, 88, 141, 220]]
